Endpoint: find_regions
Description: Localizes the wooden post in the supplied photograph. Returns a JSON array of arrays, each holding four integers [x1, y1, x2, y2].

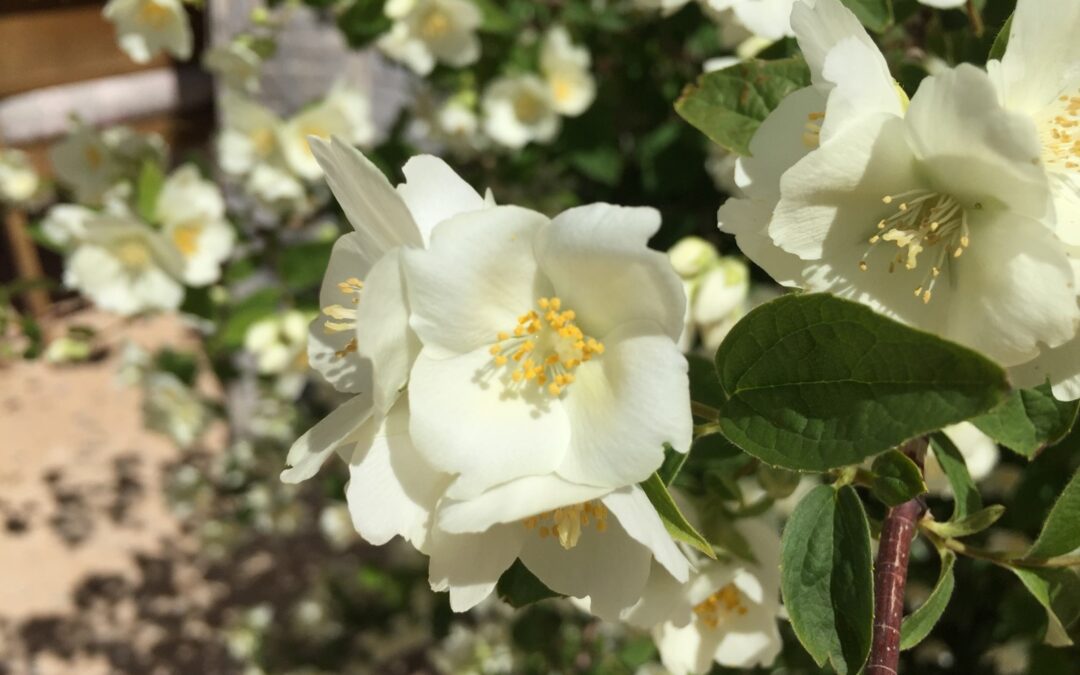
[[3, 207, 49, 316]]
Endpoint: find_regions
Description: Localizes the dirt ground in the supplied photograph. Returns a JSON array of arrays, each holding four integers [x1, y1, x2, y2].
[[0, 310, 230, 675]]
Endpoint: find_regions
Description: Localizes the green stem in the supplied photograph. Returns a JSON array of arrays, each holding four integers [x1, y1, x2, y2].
[[691, 400, 720, 422]]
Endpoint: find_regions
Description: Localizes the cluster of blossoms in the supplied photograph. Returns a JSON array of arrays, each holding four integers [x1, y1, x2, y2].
[[103, 0, 193, 64], [283, 138, 783, 672], [667, 236, 755, 353], [718, 0, 1080, 402], [41, 123, 234, 316]]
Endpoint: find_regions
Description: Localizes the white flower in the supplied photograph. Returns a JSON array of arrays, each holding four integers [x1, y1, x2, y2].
[[156, 165, 235, 285], [401, 202, 692, 499], [428, 475, 690, 616], [482, 75, 561, 149], [764, 64, 1078, 366], [541, 26, 597, 117], [65, 215, 184, 316], [280, 83, 377, 181], [41, 204, 96, 249], [0, 149, 41, 205], [924, 422, 1000, 495], [692, 257, 750, 353], [203, 40, 263, 93], [244, 310, 311, 375], [669, 237, 721, 279], [49, 121, 119, 205], [626, 518, 782, 674], [246, 164, 305, 206], [377, 0, 482, 75], [217, 91, 285, 177], [706, 0, 798, 41], [142, 372, 207, 448], [988, 0, 1080, 247], [432, 98, 488, 155], [103, 0, 192, 64], [718, 0, 904, 287]]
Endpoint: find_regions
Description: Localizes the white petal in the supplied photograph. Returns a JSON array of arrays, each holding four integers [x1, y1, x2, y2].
[[519, 509, 653, 621], [427, 524, 524, 612], [536, 204, 686, 341], [791, 0, 879, 87], [403, 205, 550, 358], [621, 561, 694, 630], [308, 233, 375, 393], [602, 486, 690, 582], [438, 475, 612, 534], [354, 249, 420, 414], [654, 620, 716, 675], [997, 0, 1080, 114], [309, 136, 422, 255], [346, 399, 450, 551], [397, 155, 488, 245], [906, 64, 1049, 219], [408, 347, 571, 499], [818, 37, 904, 142], [717, 197, 804, 287], [281, 391, 373, 483], [1010, 334, 1080, 402], [557, 321, 692, 489], [736, 86, 826, 201]]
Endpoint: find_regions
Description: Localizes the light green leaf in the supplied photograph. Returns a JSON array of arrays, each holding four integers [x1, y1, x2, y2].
[[781, 485, 874, 674], [1010, 566, 1080, 646], [1027, 468, 1080, 560], [900, 549, 956, 650], [929, 432, 982, 521], [713, 294, 1009, 471], [640, 473, 716, 559], [840, 0, 893, 33], [136, 160, 165, 224], [871, 449, 928, 507], [972, 384, 1079, 458], [988, 13, 1013, 60], [675, 56, 811, 156], [922, 505, 1006, 539], [496, 560, 561, 608], [658, 443, 689, 486]]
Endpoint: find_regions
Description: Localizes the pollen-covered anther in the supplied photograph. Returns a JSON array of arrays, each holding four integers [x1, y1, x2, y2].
[[693, 583, 749, 629], [523, 501, 608, 549], [490, 297, 603, 396], [861, 189, 970, 304], [1041, 91, 1080, 169]]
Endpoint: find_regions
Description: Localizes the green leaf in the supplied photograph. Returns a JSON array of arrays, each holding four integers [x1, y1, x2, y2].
[[971, 384, 1079, 458], [153, 348, 199, 387], [713, 294, 1009, 472], [1027, 468, 1080, 560], [675, 56, 811, 156], [496, 560, 561, 608], [781, 485, 874, 674], [279, 240, 334, 290], [640, 473, 716, 559], [1010, 566, 1080, 646], [336, 0, 391, 49], [929, 432, 983, 521], [218, 288, 280, 349], [922, 505, 1006, 539], [757, 464, 801, 500], [471, 0, 515, 33], [688, 353, 726, 416], [658, 443, 689, 486], [900, 550, 956, 650], [135, 160, 165, 224], [840, 0, 893, 33], [871, 449, 928, 507], [988, 13, 1013, 60]]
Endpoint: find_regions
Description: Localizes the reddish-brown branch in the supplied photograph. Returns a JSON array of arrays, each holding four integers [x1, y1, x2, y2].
[[866, 437, 928, 675]]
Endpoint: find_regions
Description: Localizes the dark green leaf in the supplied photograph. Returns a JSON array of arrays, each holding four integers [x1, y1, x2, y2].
[[840, 0, 893, 33], [1027, 468, 1080, 560], [757, 464, 801, 500], [900, 550, 956, 650], [337, 0, 391, 49], [688, 353, 726, 416], [154, 348, 198, 387], [781, 485, 874, 674], [1010, 566, 1080, 646], [675, 56, 811, 156], [929, 432, 983, 521], [871, 450, 928, 507], [988, 13, 1013, 60], [714, 294, 1009, 472], [280, 240, 334, 290], [923, 505, 1006, 539], [640, 473, 716, 559], [136, 160, 165, 224], [496, 560, 561, 608], [972, 384, 1079, 458], [472, 0, 516, 33]]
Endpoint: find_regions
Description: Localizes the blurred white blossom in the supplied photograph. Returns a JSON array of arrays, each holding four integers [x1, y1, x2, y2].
[[143, 371, 207, 448], [541, 26, 597, 117], [0, 149, 42, 206], [378, 0, 483, 75], [482, 75, 560, 149], [103, 0, 193, 64]]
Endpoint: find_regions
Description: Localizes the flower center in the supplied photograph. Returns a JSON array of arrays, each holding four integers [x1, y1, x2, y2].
[[513, 92, 547, 125], [250, 127, 276, 158], [420, 9, 452, 40], [489, 297, 604, 397], [693, 583, 748, 629], [859, 189, 971, 304], [802, 111, 825, 149], [1039, 88, 1080, 173], [170, 221, 202, 257], [522, 501, 608, 550], [550, 75, 575, 105], [138, 0, 173, 28], [116, 239, 152, 270], [323, 277, 363, 359]]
